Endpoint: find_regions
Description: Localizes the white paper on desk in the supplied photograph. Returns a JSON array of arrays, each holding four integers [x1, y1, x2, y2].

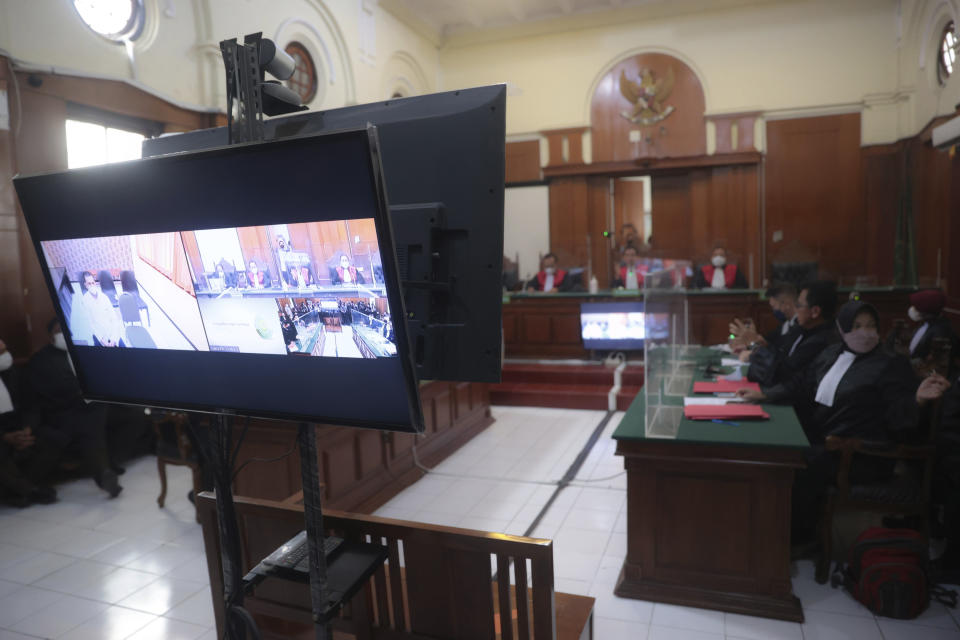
[[721, 358, 745, 367], [683, 397, 746, 406], [711, 344, 733, 353]]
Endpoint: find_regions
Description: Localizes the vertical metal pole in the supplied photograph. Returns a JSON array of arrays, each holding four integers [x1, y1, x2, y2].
[[298, 422, 330, 640], [210, 414, 245, 640]]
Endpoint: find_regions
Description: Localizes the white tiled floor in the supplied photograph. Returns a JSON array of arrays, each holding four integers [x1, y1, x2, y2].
[[0, 458, 211, 639], [2, 406, 960, 639], [374, 405, 960, 640]]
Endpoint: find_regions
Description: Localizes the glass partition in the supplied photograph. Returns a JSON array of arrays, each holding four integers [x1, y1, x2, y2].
[[643, 267, 690, 438]]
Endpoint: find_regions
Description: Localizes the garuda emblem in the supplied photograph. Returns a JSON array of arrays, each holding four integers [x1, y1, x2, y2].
[[619, 67, 676, 126]]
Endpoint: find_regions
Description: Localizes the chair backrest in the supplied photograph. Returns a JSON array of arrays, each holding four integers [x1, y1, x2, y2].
[[197, 492, 557, 640], [120, 270, 139, 295], [97, 269, 118, 304], [118, 293, 141, 324]]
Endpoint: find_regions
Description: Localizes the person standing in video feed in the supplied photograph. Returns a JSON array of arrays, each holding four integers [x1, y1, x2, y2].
[[281, 307, 299, 352], [333, 254, 365, 286], [80, 271, 123, 347]]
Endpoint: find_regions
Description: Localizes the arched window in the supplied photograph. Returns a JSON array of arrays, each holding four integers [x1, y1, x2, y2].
[[284, 42, 318, 104], [939, 21, 956, 85], [73, 0, 145, 42]]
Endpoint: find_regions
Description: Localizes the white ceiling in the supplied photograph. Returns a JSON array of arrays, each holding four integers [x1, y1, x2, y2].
[[381, 0, 792, 45]]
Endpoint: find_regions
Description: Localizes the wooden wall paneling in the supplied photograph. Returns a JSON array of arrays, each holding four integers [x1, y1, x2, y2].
[[591, 53, 706, 163], [15, 88, 68, 353], [861, 144, 901, 285], [650, 173, 693, 259], [765, 114, 863, 284], [505, 140, 542, 184], [0, 70, 26, 356], [910, 140, 952, 286], [948, 150, 960, 326], [587, 176, 612, 287], [356, 429, 385, 481], [543, 127, 587, 167], [737, 116, 757, 152], [548, 177, 589, 269], [714, 119, 734, 154]]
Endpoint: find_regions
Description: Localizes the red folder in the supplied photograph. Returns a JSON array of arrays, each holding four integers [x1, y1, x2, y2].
[[684, 404, 770, 421], [693, 380, 761, 394]]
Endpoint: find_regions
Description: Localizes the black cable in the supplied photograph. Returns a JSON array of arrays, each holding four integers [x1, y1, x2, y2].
[[230, 414, 251, 472], [232, 439, 299, 482]]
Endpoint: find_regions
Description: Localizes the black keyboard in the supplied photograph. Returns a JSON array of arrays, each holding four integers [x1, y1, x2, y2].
[[262, 531, 344, 573]]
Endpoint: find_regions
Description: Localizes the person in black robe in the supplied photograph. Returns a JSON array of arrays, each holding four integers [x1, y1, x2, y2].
[[0, 338, 59, 507], [280, 309, 300, 353], [746, 281, 839, 390], [738, 301, 941, 542], [26, 319, 121, 498], [525, 253, 576, 292], [897, 290, 958, 373]]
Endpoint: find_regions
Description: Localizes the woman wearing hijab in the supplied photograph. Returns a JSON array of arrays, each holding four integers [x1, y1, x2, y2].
[[737, 300, 948, 542]]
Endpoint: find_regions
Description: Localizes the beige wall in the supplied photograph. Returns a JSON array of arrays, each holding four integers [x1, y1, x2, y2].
[[0, 0, 439, 112], [438, 0, 960, 145]]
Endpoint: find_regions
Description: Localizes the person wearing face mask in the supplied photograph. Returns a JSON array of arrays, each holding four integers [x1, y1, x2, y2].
[[332, 254, 365, 286], [247, 260, 268, 289], [80, 271, 123, 348], [612, 246, 649, 290], [737, 301, 939, 541], [745, 281, 839, 388], [889, 290, 957, 372], [26, 319, 121, 498], [0, 338, 59, 507], [525, 253, 572, 293], [732, 283, 800, 359], [693, 244, 748, 290]]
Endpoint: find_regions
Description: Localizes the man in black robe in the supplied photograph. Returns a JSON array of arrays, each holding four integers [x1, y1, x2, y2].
[[26, 319, 121, 498]]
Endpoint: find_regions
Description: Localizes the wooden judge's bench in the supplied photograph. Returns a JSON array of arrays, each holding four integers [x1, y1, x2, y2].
[[502, 287, 919, 359]]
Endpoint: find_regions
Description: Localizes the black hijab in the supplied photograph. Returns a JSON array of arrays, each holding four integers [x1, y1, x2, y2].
[[836, 300, 880, 334]]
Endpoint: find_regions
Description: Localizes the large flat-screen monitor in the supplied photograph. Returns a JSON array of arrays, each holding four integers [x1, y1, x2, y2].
[[14, 128, 425, 432], [581, 301, 651, 351], [142, 85, 506, 383]]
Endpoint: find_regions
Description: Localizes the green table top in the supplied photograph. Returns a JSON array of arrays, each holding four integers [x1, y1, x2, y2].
[[612, 348, 810, 449]]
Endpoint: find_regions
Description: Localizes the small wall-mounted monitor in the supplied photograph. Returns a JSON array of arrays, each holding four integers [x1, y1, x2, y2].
[[580, 301, 647, 352]]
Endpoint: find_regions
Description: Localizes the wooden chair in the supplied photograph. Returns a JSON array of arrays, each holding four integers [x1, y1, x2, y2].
[[814, 401, 943, 584], [154, 412, 203, 522], [197, 491, 595, 640]]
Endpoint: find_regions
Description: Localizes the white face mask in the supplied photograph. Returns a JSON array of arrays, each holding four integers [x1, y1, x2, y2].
[[0, 351, 12, 371], [53, 332, 67, 351], [711, 255, 727, 268], [907, 306, 924, 323], [544, 266, 556, 275]]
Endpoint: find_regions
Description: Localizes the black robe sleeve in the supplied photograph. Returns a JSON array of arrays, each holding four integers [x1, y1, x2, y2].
[[693, 267, 708, 289], [732, 267, 749, 289]]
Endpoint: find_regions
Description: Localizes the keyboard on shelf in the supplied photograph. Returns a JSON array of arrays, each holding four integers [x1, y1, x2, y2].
[[262, 530, 344, 574]]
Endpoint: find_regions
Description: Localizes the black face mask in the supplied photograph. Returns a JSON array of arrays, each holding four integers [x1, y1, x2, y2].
[[772, 309, 787, 323]]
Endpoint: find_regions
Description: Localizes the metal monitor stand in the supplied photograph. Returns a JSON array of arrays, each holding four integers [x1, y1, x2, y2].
[[209, 32, 331, 640]]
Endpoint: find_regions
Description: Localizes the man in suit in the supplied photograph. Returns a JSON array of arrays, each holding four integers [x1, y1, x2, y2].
[[26, 319, 121, 498], [693, 244, 748, 289], [525, 253, 573, 293], [732, 283, 799, 359]]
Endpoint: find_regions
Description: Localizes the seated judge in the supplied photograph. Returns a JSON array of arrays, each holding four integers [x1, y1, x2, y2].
[[26, 319, 121, 498], [693, 244, 748, 289], [612, 246, 648, 290], [246, 260, 269, 289], [80, 271, 123, 347], [0, 338, 58, 507], [895, 290, 958, 371], [737, 301, 935, 540], [332, 254, 365, 286], [745, 281, 839, 388], [525, 253, 573, 293]]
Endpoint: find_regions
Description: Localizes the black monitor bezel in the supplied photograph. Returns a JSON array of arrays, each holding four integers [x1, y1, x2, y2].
[[14, 127, 425, 433]]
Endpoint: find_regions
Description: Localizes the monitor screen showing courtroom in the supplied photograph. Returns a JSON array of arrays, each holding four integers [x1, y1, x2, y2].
[[14, 130, 423, 432]]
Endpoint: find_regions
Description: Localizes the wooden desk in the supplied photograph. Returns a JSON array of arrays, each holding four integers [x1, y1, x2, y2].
[[503, 287, 921, 360], [612, 351, 810, 622]]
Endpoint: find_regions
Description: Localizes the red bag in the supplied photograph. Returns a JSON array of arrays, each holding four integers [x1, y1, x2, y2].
[[834, 527, 929, 619]]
